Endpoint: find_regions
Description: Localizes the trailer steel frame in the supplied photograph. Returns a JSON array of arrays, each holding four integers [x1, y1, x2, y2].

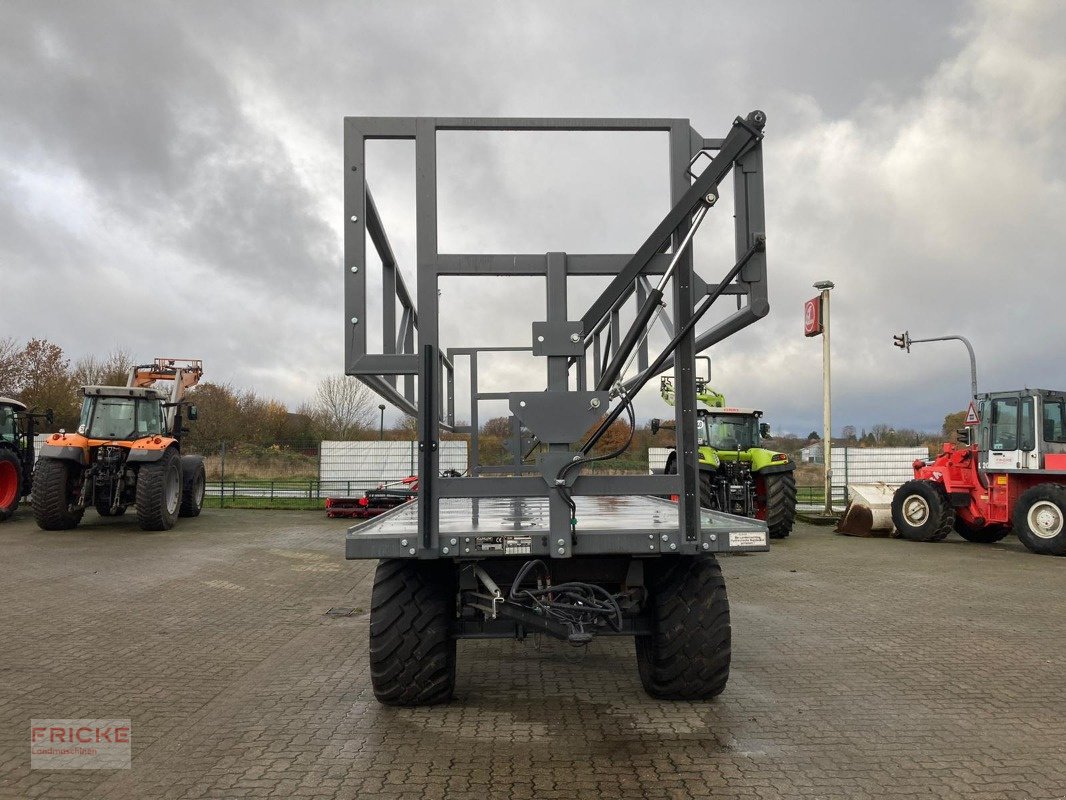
[[344, 112, 771, 561]]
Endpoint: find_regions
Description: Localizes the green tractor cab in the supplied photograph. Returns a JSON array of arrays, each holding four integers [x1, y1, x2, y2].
[[654, 376, 797, 539], [0, 398, 52, 522]]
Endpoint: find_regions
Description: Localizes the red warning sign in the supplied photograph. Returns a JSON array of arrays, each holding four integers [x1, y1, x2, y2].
[[964, 400, 980, 426]]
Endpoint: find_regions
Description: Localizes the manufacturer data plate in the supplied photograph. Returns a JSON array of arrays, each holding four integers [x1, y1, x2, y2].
[[728, 530, 767, 548], [474, 536, 532, 555]]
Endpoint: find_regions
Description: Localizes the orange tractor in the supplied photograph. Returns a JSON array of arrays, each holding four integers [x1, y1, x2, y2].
[[892, 389, 1066, 556], [33, 358, 206, 531]]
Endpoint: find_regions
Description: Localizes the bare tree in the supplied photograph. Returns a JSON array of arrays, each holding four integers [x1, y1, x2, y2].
[[314, 375, 375, 439], [73, 348, 136, 387], [0, 337, 19, 396]]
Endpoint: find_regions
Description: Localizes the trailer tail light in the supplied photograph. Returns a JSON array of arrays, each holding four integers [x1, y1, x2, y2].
[[153, 437, 162, 444]]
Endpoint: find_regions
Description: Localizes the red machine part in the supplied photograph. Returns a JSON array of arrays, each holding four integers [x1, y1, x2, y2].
[[915, 443, 1042, 528], [326, 476, 418, 519]]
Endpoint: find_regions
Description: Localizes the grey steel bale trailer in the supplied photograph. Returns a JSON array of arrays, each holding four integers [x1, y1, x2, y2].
[[343, 111, 773, 705]]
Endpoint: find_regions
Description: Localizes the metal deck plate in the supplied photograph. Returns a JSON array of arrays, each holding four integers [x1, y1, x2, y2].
[[345, 495, 769, 559]]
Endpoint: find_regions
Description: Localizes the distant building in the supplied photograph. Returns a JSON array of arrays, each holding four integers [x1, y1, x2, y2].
[[800, 442, 823, 464]]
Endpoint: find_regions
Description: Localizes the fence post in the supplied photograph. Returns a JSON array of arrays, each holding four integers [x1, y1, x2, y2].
[[220, 441, 226, 509], [843, 446, 849, 504]]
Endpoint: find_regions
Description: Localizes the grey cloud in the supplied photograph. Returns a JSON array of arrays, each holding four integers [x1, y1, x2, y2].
[[1, 0, 1061, 439]]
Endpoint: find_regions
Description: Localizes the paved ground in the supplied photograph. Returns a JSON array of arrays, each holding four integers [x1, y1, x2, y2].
[[0, 509, 1064, 800]]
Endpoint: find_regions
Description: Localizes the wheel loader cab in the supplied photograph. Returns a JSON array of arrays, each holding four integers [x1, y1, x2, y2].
[[977, 390, 1066, 471]]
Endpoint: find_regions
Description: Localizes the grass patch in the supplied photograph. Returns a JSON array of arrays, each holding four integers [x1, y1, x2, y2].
[[204, 497, 326, 511]]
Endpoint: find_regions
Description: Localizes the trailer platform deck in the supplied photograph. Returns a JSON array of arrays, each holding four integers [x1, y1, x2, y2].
[[345, 495, 769, 560]]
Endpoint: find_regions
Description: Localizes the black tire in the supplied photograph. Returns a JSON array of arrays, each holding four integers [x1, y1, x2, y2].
[[1012, 484, 1066, 556], [0, 448, 22, 522], [95, 499, 127, 517], [698, 471, 718, 510], [135, 449, 182, 531], [762, 471, 797, 539], [369, 559, 456, 706], [891, 479, 954, 542], [953, 517, 1010, 544], [635, 555, 731, 700], [665, 455, 717, 509], [31, 458, 85, 531], [179, 457, 206, 518]]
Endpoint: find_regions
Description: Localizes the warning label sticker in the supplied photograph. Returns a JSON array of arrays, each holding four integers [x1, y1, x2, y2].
[[728, 531, 767, 548]]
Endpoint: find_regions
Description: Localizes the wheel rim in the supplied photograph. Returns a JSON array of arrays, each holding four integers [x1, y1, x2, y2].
[[165, 467, 181, 515], [194, 474, 205, 506], [901, 494, 930, 527], [0, 461, 17, 508], [1027, 500, 1063, 539]]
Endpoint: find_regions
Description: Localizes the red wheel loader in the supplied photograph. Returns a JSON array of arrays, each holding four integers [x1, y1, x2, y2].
[[891, 389, 1066, 555]]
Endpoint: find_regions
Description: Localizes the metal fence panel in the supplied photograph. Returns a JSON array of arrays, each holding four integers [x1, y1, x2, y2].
[[648, 447, 671, 474], [319, 440, 468, 482], [830, 446, 927, 493]]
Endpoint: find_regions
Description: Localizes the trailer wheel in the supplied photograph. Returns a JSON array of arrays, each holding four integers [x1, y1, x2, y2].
[[369, 559, 456, 706], [953, 517, 1010, 543], [136, 449, 182, 531], [635, 555, 731, 700], [0, 448, 22, 522], [761, 471, 797, 539], [31, 458, 85, 530], [891, 479, 954, 542], [179, 457, 206, 518], [1013, 484, 1066, 556]]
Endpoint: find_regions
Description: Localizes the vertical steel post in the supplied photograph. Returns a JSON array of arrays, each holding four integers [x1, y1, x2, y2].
[[669, 122, 700, 542], [469, 353, 479, 472], [815, 282, 834, 513], [415, 119, 440, 550], [546, 253, 572, 542]]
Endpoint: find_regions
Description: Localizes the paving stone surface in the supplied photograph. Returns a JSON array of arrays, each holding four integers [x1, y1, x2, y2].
[[1, 508, 1064, 799]]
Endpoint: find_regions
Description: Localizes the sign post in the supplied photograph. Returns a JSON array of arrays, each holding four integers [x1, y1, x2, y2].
[[810, 282, 834, 514]]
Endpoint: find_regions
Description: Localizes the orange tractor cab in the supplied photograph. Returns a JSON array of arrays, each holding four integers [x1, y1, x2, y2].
[[892, 388, 1066, 555], [33, 358, 206, 531]]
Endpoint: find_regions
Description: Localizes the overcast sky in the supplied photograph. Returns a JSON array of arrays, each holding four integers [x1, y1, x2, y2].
[[2, 1, 1064, 436]]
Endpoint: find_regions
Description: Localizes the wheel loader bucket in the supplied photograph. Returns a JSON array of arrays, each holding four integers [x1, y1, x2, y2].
[[835, 483, 897, 537]]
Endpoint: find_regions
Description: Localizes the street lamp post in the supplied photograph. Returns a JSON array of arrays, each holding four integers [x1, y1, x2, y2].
[[893, 331, 977, 399], [378, 404, 386, 441], [814, 280, 835, 514], [893, 331, 978, 444]]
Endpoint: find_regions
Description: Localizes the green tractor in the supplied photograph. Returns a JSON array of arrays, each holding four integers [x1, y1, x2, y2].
[[653, 376, 797, 539], [0, 398, 52, 522]]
